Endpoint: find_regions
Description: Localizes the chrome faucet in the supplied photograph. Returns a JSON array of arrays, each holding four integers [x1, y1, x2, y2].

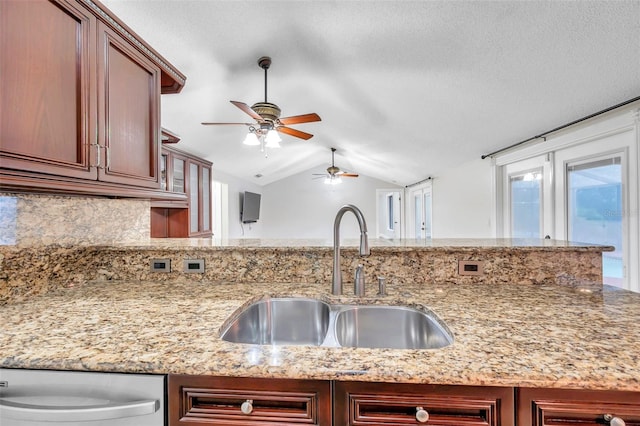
[[332, 204, 370, 295]]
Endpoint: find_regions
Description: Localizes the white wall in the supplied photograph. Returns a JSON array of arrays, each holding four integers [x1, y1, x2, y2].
[[212, 169, 264, 238], [260, 166, 401, 240], [431, 157, 494, 238], [215, 161, 493, 240]]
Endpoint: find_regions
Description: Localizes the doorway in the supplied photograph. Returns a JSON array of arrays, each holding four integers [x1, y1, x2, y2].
[[552, 129, 636, 290], [407, 183, 432, 239], [376, 189, 402, 239], [501, 154, 553, 239], [212, 180, 229, 239], [566, 155, 625, 286]]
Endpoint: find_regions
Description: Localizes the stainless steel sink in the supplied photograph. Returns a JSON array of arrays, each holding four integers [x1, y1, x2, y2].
[[334, 305, 453, 349], [220, 298, 331, 345], [220, 297, 453, 350]]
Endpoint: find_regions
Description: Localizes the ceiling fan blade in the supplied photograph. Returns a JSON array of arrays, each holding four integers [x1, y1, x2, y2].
[[278, 113, 321, 125], [337, 171, 359, 177], [230, 100, 263, 121], [201, 122, 253, 125], [277, 126, 313, 140]]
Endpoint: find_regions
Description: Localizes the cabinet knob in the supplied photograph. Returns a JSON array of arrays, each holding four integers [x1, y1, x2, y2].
[[604, 414, 625, 426], [240, 399, 254, 414], [415, 407, 429, 423]]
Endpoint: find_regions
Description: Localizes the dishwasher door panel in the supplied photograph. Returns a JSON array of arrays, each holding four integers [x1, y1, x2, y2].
[[0, 369, 165, 426]]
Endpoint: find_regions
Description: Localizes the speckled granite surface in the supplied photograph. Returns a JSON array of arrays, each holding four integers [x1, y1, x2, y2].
[[0, 279, 638, 391], [0, 193, 149, 246], [2, 193, 631, 392], [0, 239, 607, 304]]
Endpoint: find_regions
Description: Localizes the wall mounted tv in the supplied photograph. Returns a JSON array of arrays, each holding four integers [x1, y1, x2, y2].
[[240, 191, 261, 223]]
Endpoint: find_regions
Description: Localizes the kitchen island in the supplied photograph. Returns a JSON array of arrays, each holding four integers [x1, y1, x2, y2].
[[1, 275, 638, 392], [1, 239, 638, 424]]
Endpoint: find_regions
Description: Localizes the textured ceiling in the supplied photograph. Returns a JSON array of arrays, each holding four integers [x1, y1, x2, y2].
[[101, 0, 640, 186]]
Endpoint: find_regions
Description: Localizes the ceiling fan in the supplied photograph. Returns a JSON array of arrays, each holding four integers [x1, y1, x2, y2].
[[201, 56, 321, 144], [314, 148, 359, 184]]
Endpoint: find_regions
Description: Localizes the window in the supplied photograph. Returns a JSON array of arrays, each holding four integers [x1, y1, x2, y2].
[[510, 170, 542, 238]]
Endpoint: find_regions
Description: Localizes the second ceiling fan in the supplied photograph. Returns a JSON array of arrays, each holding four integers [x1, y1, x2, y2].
[[201, 56, 321, 143], [314, 148, 359, 184]]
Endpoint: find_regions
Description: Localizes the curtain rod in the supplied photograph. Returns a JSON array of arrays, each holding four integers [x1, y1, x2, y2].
[[481, 95, 640, 160], [405, 176, 432, 188]]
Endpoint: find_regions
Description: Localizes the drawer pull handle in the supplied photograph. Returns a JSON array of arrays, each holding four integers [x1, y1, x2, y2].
[[240, 400, 253, 415], [416, 406, 429, 423], [604, 414, 625, 426]]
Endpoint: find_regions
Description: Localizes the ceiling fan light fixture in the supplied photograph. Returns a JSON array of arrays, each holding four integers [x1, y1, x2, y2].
[[264, 129, 282, 148], [201, 56, 321, 151], [243, 131, 260, 146], [325, 176, 342, 185]]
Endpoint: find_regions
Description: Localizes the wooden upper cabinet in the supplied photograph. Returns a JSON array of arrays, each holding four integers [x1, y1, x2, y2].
[[0, 0, 186, 198], [151, 145, 212, 238], [0, 0, 97, 179], [97, 22, 160, 188]]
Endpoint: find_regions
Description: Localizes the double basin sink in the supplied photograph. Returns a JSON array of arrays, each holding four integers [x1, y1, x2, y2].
[[220, 297, 453, 350]]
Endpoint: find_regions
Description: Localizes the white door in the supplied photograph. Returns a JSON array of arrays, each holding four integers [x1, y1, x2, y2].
[[408, 183, 432, 239], [566, 156, 624, 286], [501, 155, 553, 239], [376, 189, 402, 239], [212, 180, 229, 239], [554, 129, 638, 290]]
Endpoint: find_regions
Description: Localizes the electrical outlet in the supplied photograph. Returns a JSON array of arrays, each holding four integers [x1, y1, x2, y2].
[[150, 258, 171, 273], [458, 260, 484, 276], [183, 259, 205, 273]]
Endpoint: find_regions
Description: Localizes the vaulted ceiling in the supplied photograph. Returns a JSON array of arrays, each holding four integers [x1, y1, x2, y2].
[[101, 0, 640, 186]]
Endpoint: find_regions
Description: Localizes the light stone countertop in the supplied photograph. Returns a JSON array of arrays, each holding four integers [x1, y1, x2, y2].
[[1, 278, 638, 391], [109, 237, 614, 250]]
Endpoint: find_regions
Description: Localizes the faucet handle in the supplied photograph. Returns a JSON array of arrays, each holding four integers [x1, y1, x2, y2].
[[354, 265, 365, 296]]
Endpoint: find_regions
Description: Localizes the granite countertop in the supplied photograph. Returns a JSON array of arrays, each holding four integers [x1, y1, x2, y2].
[[105, 237, 614, 251], [1, 278, 638, 391]]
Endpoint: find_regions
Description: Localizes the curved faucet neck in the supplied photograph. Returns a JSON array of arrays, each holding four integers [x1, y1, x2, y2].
[[332, 205, 370, 295]]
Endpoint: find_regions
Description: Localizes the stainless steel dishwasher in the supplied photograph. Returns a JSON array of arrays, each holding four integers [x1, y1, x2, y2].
[[0, 369, 165, 426]]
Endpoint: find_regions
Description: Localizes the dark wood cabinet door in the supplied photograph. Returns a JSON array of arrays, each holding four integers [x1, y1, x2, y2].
[[151, 145, 212, 238], [335, 381, 514, 426], [517, 388, 640, 426], [188, 159, 212, 237], [168, 375, 332, 425], [0, 0, 97, 179], [97, 22, 160, 188]]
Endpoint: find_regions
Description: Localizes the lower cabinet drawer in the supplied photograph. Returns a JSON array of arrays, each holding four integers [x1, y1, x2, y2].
[[334, 381, 514, 425], [517, 388, 640, 426], [168, 375, 332, 425]]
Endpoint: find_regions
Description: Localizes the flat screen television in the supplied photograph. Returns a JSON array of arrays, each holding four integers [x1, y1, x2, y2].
[[240, 191, 261, 223]]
